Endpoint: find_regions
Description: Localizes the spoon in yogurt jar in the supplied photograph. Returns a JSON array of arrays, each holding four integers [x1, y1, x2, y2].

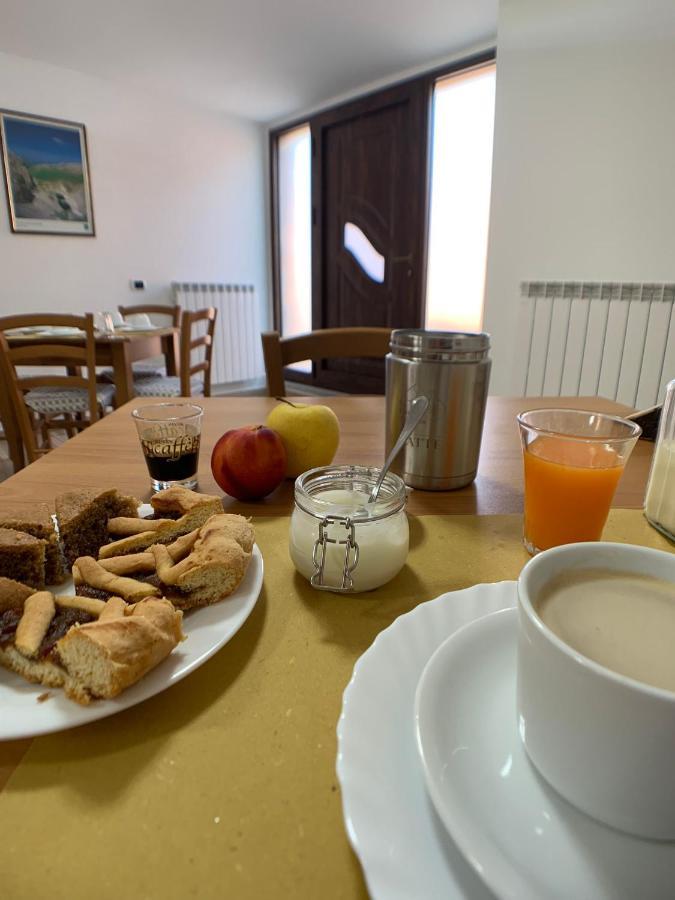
[[368, 396, 429, 503]]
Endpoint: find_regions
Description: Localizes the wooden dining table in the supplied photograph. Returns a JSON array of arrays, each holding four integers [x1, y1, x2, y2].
[[0, 394, 652, 511], [0, 326, 179, 472], [0, 394, 666, 900]]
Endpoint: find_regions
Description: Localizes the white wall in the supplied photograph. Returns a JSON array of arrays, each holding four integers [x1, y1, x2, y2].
[[269, 39, 495, 128], [0, 52, 269, 324], [484, 0, 675, 398]]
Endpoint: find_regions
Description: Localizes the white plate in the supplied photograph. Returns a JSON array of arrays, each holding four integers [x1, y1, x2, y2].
[[0, 507, 263, 740], [5, 326, 84, 337], [415, 607, 675, 900], [337, 581, 516, 900], [48, 326, 84, 335], [5, 326, 46, 335], [115, 323, 159, 332]]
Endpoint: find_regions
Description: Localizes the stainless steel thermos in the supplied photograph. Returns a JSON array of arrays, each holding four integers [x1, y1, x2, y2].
[[385, 330, 491, 490]]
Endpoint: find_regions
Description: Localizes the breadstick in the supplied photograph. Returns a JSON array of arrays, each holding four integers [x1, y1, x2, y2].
[[98, 530, 200, 576], [167, 529, 200, 560], [98, 596, 127, 621], [152, 544, 179, 584], [55, 595, 107, 617], [15, 591, 55, 658], [97, 552, 155, 575], [151, 541, 200, 586], [75, 557, 160, 602], [107, 517, 173, 536]]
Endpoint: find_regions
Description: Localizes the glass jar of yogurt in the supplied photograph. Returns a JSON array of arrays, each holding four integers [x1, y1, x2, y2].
[[290, 465, 409, 593]]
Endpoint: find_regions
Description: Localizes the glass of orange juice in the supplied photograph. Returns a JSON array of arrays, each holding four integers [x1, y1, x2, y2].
[[517, 409, 641, 555]]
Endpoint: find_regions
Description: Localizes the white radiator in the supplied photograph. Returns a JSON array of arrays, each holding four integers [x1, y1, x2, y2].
[[172, 282, 264, 385], [519, 281, 675, 408]]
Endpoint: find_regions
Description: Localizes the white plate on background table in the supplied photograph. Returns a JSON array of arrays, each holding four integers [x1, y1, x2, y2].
[[4, 326, 46, 335], [114, 323, 161, 332], [5, 326, 84, 337], [337, 581, 516, 900], [414, 607, 675, 900], [0, 505, 263, 741]]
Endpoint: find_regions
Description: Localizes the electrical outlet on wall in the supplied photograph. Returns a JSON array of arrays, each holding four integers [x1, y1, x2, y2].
[[130, 279, 146, 290]]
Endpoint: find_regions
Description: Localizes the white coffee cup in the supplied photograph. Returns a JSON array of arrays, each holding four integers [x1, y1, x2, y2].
[[517, 541, 675, 839]]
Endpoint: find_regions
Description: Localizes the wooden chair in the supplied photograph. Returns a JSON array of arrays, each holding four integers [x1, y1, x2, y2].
[[117, 303, 182, 378], [133, 307, 217, 398], [261, 328, 393, 396], [0, 313, 115, 463]]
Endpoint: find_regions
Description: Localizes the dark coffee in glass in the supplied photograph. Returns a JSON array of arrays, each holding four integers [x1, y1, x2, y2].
[[132, 404, 203, 491]]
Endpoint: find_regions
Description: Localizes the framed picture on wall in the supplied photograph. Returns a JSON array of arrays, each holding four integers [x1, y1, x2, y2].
[[0, 109, 95, 236]]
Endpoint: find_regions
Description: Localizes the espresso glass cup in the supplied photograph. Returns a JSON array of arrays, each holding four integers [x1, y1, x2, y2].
[[132, 403, 203, 492], [517, 408, 641, 555]]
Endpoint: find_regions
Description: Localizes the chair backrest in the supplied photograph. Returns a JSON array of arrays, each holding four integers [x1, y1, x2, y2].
[[180, 307, 217, 396], [0, 313, 99, 461], [260, 328, 393, 397], [118, 303, 182, 328]]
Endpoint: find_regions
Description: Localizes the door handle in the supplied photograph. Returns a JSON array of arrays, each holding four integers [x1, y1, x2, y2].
[[391, 254, 414, 278]]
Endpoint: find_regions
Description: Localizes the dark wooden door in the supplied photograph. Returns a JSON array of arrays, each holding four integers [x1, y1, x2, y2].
[[311, 80, 430, 393]]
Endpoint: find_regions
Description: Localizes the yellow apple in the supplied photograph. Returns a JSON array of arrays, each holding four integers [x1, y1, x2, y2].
[[265, 400, 340, 477]]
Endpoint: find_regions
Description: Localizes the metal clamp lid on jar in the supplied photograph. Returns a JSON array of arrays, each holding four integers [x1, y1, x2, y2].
[[294, 465, 407, 593], [389, 329, 491, 363], [311, 517, 360, 592]]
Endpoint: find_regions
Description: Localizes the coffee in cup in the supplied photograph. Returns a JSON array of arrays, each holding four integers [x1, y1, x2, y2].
[[535, 568, 675, 693]]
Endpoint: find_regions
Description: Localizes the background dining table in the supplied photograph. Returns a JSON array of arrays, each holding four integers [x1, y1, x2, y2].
[[0, 326, 180, 472], [0, 394, 667, 900]]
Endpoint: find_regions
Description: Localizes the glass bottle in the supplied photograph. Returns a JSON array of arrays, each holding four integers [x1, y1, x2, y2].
[[644, 379, 675, 541]]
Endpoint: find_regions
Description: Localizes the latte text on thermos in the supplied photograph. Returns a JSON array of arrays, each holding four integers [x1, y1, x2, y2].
[[385, 330, 491, 490]]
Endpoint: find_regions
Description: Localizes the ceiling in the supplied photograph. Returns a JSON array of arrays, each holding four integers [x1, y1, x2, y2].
[[1, 0, 497, 122]]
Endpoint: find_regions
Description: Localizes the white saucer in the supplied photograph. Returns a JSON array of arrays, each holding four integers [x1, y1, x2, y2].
[[337, 581, 516, 900], [415, 608, 675, 900]]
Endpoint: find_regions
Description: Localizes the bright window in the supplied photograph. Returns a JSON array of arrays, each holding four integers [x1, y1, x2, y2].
[[425, 64, 496, 333], [278, 124, 312, 341], [343, 222, 385, 283]]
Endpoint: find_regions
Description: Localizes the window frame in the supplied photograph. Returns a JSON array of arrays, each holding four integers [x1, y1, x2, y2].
[[268, 48, 496, 336], [425, 58, 497, 333]]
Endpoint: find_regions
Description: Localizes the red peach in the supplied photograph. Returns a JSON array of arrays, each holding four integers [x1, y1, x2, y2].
[[210, 425, 287, 500]]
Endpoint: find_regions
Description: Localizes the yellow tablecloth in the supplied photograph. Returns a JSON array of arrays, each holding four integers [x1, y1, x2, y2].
[[0, 511, 671, 899]]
